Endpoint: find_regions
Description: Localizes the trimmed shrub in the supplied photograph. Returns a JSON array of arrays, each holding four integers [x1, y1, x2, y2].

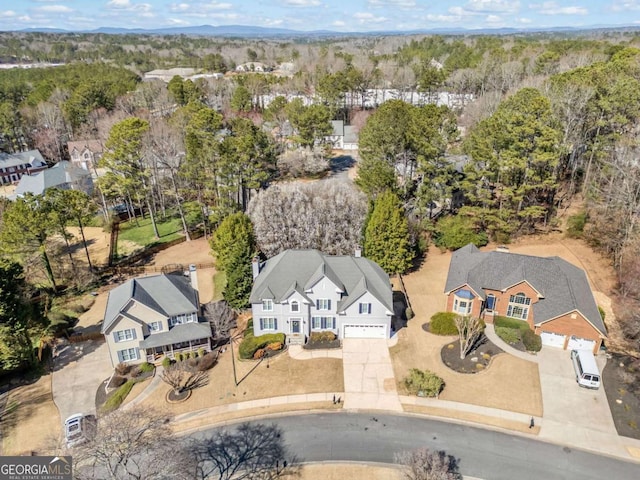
[[522, 329, 542, 352], [115, 363, 131, 376], [430, 312, 458, 336], [184, 352, 191, 360], [197, 352, 217, 371], [253, 348, 266, 360], [192, 350, 199, 359], [161, 357, 172, 369], [266, 342, 283, 351], [309, 331, 337, 343], [244, 318, 254, 337], [198, 348, 206, 357], [174, 352, 184, 362], [495, 327, 521, 345], [494, 316, 530, 331], [405, 307, 414, 320], [239, 332, 286, 359], [404, 368, 444, 397], [139, 362, 154, 373], [103, 380, 134, 412], [187, 357, 198, 368], [110, 375, 127, 388]]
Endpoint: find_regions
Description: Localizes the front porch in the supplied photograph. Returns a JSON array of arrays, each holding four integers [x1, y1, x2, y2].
[[139, 321, 213, 364]]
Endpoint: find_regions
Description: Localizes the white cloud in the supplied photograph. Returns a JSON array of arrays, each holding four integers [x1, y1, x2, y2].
[[281, 0, 322, 7], [486, 14, 502, 23], [612, 0, 640, 11], [35, 5, 74, 13], [0, 10, 16, 18], [517, 17, 532, 23], [529, 2, 588, 15], [368, 0, 417, 7], [354, 11, 388, 23], [169, 3, 191, 12], [466, 0, 520, 13], [332, 20, 346, 26], [106, 0, 132, 8]]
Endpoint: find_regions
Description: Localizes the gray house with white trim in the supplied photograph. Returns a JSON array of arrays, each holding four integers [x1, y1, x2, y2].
[[249, 249, 393, 343], [102, 273, 212, 366]]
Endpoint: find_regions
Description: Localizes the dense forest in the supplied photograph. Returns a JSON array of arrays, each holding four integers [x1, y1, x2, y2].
[[1, 29, 640, 376]]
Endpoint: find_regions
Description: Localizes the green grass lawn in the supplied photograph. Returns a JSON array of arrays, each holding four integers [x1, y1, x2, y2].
[[212, 270, 226, 302], [117, 215, 184, 251]]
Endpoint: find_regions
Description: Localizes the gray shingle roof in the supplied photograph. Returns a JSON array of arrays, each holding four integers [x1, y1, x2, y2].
[[0, 149, 47, 169], [102, 274, 199, 333], [15, 161, 92, 196], [249, 249, 393, 313], [444, 244, 606, 335], [139, 322, 211, 349]]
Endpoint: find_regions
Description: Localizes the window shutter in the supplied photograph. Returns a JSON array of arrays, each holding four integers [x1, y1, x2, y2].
[[134, 348, 140, 360], [132, 329, 137, 340], [117, 350, 124, 363], [328, 300, 331, 310], [316, 300, 319, 309], [274, 319, 278, 330], [113, 332, 119, 343], [260, 318, 264, 330], [368, 304, 372, 314]]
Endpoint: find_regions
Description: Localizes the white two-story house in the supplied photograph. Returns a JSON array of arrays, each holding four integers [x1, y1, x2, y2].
[[102, 272, 212, 366], [249, 249, 394, 343]]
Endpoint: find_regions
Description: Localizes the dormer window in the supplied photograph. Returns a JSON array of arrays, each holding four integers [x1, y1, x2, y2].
[[290, 300, 299, 313], [262, 299, 273, 311]]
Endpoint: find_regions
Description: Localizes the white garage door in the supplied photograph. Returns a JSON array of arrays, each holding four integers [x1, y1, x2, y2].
[[540, 331, 566, 348], [343, 324, 387, 339], [567, 335, 596, 351]]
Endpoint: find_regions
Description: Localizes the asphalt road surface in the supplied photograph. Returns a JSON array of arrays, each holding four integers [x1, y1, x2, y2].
[[194, 413, 639, 480]]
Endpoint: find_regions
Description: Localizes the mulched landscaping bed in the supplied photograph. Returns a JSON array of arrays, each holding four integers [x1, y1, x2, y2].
[[441, 335, 504, 374], [603, 352, 640, 439], [303, 340, 342, 350]]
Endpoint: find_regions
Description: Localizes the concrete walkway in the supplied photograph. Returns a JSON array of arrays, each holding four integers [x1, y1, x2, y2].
[[123, 366, 164, 409], [288, 345, 343, 360], [342, 339, 402, 412], [484, 324, 539, 363]]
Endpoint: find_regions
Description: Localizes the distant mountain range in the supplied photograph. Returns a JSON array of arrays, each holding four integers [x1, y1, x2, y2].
[[13, 24, 640, 38]]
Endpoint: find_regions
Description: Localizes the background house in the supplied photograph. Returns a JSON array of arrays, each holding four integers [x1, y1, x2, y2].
[[0, 149, 47, 184], [444, 243, 607, 353], [325, 120, 359, 151], [102, 271, 212, 366], [67, 140, 103, 171], [250, 249, 394, 344], [14, 161, 93, 197]]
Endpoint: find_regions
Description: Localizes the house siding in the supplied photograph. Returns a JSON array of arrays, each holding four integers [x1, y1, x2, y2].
[[339, 291, 392, 338], [535, 312, 603, 354], [104, 315, 145, 365]]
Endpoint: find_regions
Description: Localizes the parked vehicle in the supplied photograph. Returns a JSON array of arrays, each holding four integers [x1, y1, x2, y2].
[[64, 413, 96, 447], [570, 349, 601, 389]]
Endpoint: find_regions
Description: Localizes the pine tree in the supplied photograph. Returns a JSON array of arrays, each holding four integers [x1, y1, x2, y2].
[[364, 190, 414, 274]]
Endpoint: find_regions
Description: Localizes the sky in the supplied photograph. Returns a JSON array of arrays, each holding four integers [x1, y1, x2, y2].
[[1, 1, 639, 32]]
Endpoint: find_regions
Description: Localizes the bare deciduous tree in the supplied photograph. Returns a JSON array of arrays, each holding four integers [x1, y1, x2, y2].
[[248, 180, 367, 257], [395, 448, 462, 480], [192, 423, 296, 480], [72, 406, 196, 480], [161, 362, 209, 394], [454, 315, 484, 360], [276, 147, 329, 178], [203, 300, 237, 340]]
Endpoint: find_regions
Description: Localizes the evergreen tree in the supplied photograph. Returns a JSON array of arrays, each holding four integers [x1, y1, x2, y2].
[[364, 190, 414, 274], [210, 212, 256, 273]]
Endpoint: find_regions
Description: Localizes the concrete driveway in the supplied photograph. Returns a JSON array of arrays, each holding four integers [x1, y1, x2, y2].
[[342, 339, 402, 412], [537, 347, 627, 456], [52, 340, 113, 423]]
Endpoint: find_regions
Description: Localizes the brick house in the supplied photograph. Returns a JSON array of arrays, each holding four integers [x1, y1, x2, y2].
[[444, 244, 607, 354]]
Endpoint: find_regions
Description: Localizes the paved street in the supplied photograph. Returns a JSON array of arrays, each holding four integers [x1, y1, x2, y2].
[[194, 413, 639, 480]]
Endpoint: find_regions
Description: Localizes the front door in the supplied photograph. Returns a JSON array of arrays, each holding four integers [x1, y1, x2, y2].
[[291, 319, 301, 334]]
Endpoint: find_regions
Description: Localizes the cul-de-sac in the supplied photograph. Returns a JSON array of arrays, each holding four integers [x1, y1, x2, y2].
[[1, 6, 640, 479]]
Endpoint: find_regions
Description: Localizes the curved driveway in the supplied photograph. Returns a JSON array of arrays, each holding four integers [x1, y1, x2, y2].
[[193, 413, 639, 480]]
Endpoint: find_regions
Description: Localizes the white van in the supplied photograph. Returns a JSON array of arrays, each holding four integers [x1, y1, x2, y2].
[[570, 349, 601, 389]]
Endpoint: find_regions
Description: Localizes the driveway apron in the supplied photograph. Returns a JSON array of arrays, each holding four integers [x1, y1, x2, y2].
[[52, 340, 112, 423], [342, 339, 402, 412], [537, 348, 629, 457]]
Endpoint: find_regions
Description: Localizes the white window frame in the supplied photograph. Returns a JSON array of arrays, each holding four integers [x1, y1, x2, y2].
[[359, 303, 372, 314], [169, 312, 197, 327], [453, 297, 472, 315], [507, 293, 531, 320], [262, 299, 274, 311], [316, 298, 331, 311], [119, 348, 138, 362], [148, 321, 162, 333], [114, 328, 135, 342], [311, 316, 335, 330], [260, 317, 277, 331], [290, 300, 300, 313]]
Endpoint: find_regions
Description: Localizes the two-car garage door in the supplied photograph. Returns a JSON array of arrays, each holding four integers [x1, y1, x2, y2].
[[343, 324, 387, 339], [540, 331, 596, 351]]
